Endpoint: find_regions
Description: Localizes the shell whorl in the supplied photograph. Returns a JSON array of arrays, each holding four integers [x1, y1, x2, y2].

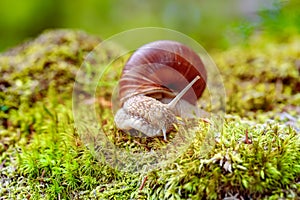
[[119, 40, 207, 105]]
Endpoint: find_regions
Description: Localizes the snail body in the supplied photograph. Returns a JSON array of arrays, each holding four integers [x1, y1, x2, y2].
[[114, 95, 177, 140], [114, 40, 207, 140]]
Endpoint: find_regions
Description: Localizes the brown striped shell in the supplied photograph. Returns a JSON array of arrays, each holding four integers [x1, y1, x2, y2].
[[119, 40, 207, 105]]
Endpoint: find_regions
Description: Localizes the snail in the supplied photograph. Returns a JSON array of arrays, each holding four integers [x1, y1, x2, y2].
[[114, 40, 207, 140]]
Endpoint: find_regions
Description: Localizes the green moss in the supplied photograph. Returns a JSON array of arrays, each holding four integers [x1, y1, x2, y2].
[[0, 30, 299, 199], [147, 119, 299, 199], [213, 35, 300, 119]]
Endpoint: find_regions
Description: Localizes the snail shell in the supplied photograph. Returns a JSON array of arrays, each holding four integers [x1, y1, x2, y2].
[[114, 40, 207, 140]]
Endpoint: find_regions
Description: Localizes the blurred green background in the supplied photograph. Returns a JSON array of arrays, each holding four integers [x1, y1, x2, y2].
[[0, 0, 299, 51]]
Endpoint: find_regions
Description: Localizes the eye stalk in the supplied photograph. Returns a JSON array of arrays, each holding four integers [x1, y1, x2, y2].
[[167, 76, 200, 110]]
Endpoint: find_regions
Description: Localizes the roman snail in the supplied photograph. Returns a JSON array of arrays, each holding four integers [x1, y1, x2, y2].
[[114, 40, 207, 140]]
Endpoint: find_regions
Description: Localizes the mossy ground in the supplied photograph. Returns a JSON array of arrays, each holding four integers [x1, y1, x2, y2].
[[0, 30, 299, 199]]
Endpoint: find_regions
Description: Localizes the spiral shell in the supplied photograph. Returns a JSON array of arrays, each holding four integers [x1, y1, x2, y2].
[[118, 40, 207, 105]]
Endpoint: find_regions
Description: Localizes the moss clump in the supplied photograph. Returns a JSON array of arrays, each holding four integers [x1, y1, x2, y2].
[[213, 35, 300, 117], [0, 30, 101, 124], [147, 118, 300, 199], [0, 30, 299, 199]]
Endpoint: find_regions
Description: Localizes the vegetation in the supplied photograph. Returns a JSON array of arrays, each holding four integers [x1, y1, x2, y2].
[[0, 28, 299, 199], [1, 1, 300, 199], [1, 0, 300, 51]]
